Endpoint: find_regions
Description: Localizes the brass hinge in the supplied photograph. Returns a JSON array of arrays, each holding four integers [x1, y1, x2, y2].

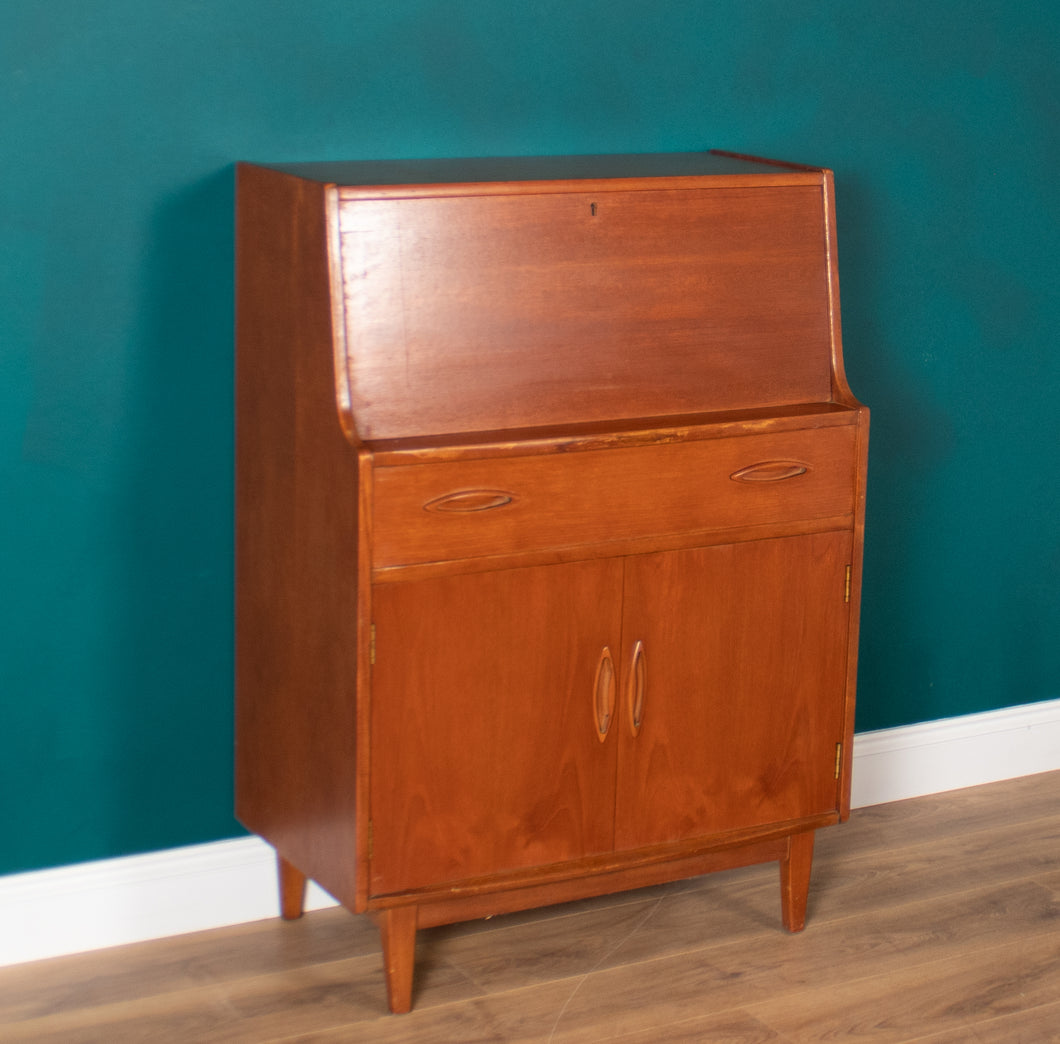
[[834, 742, 843, 780], [844, 565, 852, 603], [369, 623, 376, 665]]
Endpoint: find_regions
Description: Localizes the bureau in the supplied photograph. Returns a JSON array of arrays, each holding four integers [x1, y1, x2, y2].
[[234, 150, 869, 1013]]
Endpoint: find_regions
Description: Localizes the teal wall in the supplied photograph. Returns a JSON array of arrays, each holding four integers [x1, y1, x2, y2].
[[2, 2, 1057, 876]]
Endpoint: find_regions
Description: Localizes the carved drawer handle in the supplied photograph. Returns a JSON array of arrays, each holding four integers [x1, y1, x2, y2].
[[627, 640, 646, 737], [730, 461, 809, 483], [423, 489, 516, 513], [593, 647, 616, 742]]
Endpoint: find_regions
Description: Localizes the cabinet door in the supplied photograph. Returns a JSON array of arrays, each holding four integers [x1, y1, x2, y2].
[[369, 559, 624, 896], [614, 531, 852, 851]]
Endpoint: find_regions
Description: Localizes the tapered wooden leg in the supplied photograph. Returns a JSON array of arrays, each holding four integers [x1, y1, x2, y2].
[[372, 906, 418, 1014], [277, 854, 307, 920], [780, 829, 815, 932]]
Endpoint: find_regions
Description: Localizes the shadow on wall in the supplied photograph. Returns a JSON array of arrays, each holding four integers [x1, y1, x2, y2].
[[108, 168, 242, 857]]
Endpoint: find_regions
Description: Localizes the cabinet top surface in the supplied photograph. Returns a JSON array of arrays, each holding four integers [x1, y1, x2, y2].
[[253, 151, 825, 192]]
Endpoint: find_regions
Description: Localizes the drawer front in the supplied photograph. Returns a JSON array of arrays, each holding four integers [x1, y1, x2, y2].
[[371, 426, 857, 570]]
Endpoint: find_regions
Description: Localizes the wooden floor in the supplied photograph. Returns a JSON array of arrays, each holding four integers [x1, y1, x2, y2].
[[3, 771, 1059, 1042]]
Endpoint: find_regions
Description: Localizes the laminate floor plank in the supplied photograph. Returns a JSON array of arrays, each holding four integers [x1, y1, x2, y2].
[[0, 907, 375, 1025], [808, 818, 1060, 923], [431, 827, 1058, 999], [570, 1010, 790, 1044], [906, 998, 1060, 1043], [824, 770, 1060, 855], [746, 933, 1060, 1042], [525, 883, 1060, 1042], [1, 771, 1058, 1043], [1038, 867, 1060, 897], [0, 953, 482, 1043]]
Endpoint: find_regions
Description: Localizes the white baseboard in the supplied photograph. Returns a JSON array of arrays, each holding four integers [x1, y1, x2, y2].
[[850, 697, 1060, 807], [3, 698, 1058, 969], [0, 835, 339, 968]]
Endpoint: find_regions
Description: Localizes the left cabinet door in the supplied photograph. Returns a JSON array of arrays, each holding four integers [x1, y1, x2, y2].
[[368, 558, 625, 897]]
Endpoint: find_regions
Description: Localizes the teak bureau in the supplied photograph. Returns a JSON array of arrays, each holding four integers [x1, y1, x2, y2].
[[234, 150, 869, 1013]]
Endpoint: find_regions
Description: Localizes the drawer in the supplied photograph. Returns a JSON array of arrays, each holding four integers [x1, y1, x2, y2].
[[371, 425, 857, 571]]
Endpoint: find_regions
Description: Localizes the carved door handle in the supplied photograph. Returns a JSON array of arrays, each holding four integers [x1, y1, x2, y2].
[[423, 489, 516, 512], [627, 640, 646, 737], [593, 647, 616, 742], [730, 460, 809, 482]]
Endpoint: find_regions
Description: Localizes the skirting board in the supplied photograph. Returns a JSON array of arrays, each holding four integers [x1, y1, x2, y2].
[[3, 697, 1059, 969]]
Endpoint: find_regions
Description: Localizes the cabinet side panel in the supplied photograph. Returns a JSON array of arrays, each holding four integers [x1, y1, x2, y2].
[[338, 185, 834, 439], [235, 165, 362, 908]]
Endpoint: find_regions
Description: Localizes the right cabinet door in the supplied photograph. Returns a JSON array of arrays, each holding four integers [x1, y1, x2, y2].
[[614, 531, 853, 852]]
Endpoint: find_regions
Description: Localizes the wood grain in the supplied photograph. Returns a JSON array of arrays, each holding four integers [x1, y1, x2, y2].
[[369, 558, 624, 895], [370, 424, 857, 571], [337, 185, 834, 440], [615, 532, 851, 849], [234, 165, 364, 913], [3, 771, 1058, 1042]]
